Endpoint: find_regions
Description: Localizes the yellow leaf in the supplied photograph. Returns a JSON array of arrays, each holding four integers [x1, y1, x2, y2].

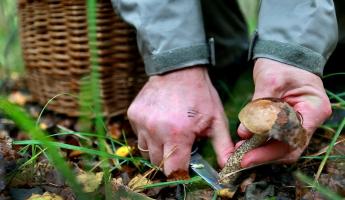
[[27, 192, 63, 200], [77, 171, 104, 193], [39, 123, 48, 130], [115, 146, 132, 157]]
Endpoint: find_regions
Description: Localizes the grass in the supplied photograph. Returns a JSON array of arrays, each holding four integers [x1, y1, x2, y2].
[[295, 171, 343, 200], [86, 0, 111, 188], [314, 117, 345, 180], [0, 98, 88, 199], [0, 0, 24, 79]]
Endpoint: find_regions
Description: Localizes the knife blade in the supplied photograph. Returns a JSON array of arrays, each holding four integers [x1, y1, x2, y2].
[[190, 153, 226, 190]]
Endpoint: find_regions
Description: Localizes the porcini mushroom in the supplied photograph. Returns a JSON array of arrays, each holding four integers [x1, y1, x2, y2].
[[218, 98, 306, 197]]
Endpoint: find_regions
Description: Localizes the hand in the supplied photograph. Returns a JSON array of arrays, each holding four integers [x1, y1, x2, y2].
[[237, 58, 332, 168], [127, 66, 234, 176]]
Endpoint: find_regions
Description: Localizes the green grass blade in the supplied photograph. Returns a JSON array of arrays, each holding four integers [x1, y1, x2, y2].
[[315, 117, 345, 180], [326, 90, 345, 104], [329, 92, 345, 100], [0, 97, 88, 199], [140, 176, 202, 189], [87, 0, 110, 182], [51, 131, 125, 146], [295, 171, 343, 200], [300, 155, 345, 160], [13, 140, 151, 165], [323, 72, 345, 79]]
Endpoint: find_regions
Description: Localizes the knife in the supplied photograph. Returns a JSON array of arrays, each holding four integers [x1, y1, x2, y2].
[[190, 152, 227, 190]]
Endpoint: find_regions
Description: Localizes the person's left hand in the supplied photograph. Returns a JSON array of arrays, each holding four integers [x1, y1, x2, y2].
[[236, 58, 332, 168]]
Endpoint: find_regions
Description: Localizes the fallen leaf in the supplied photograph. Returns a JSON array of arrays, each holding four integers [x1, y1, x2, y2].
[[77, 171, 104, 193], [68, 150, 84, 158], [27, 192, 63, 200], [186, 188, 214, 200], [217, 188, 236, 199], [107, 123, 122, 140], [167, 170, 190, 181], [39, 123, 48, 130], [240, 173, 256, 192], [112, 177, 123, 186], [115, 146, 133, 157], [128, 174, 152, 193], [8, 91, 30, 106], [111, 183, 154, 200], [244, 181, 275, 200]]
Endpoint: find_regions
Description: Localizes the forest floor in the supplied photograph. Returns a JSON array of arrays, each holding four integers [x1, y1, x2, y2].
[[0, 77, 344, 200]]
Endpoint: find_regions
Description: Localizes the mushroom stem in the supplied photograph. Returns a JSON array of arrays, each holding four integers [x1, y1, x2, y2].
[[219, 134, 268, 185]]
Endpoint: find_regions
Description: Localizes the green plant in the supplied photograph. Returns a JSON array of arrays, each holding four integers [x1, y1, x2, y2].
[[0, 0, 24, 78], [295, 171, 343, 200], [0, 97, 88, 199]]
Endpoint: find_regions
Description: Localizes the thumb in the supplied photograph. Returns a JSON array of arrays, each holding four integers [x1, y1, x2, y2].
[[210, 116, 234, 167], [237, 123, 252, 139]]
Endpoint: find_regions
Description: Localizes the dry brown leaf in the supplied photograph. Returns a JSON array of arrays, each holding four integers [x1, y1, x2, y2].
[[128, 174, 152, 193], [167, 170, 190, 181], [27, 192, 64, 200], [68, 150, 84, 158], [240, 173, 256, 192], [107, 123, 122, 140]]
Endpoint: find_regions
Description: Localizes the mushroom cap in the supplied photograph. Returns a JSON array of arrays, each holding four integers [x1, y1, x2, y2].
[[238, 98, 306, 148], [239, 98, 282, 135]]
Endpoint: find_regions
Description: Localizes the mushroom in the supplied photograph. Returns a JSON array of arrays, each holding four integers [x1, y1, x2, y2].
[[218, 98, 306, 197]]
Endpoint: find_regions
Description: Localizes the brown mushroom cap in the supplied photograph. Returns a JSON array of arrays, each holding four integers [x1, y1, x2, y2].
[[238, 98, 306, 148], [239, 99, 282, 135]]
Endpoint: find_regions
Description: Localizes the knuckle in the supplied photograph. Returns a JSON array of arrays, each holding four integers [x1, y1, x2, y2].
[[323, 101, 332, 118], [145, 116, 157, 133], [260, 75, 285, 94], [162, 118, 188, 139], [320, 96, 332, 118], [127, 104, 137, 120]]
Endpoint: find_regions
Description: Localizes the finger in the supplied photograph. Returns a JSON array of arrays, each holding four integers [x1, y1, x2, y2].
[[137, 132, 149, 159], [210, 116, 234, 167], [237, 123, 253, 139], [277, 147, 303, 164], [147, 139, 164, 167], [240, 140, 290, 168], [163, 142, 192, 177], [235, 140, 245, 149]]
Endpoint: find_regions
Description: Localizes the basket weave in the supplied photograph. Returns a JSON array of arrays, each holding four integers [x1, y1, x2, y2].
[[18, 0, 146, 117]]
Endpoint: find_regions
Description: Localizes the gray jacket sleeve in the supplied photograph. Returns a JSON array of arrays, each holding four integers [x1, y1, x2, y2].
[[111, 0, 210, 75], [251, 0, 338, 76]]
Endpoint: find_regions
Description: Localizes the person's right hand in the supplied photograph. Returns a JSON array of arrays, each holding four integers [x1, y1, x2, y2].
[[127, 66, 234, 177]]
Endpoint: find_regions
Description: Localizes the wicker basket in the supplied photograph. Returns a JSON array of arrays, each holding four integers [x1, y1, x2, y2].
[[18, 0, 146, 117]]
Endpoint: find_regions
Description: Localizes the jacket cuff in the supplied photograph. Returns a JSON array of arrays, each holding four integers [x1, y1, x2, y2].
[[251, 39, 326, 76], [144, 44, 210, 75]]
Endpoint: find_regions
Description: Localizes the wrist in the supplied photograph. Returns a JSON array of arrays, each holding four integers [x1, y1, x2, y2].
[[253, 58, 324, 97], [148, 65, 209, 83]]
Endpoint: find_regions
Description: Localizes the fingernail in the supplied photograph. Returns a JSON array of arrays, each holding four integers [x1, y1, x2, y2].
[[238, 124, 246, 132]]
